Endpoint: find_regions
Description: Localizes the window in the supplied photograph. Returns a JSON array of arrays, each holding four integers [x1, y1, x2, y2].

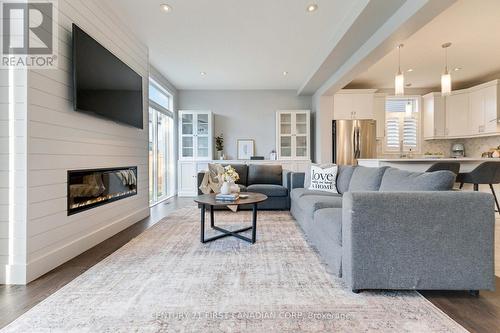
[[384, 97, 420, 153], [149, 78, 175, 205]]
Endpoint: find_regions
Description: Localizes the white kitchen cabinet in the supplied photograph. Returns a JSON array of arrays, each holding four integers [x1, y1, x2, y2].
[[333, 89, 377, 120], [373, 94, 386, 139], [276, 110, 311, 160], [422, 92, 445, 139], [445, 90, 469, 137], [467, 81, 500, 136], [468, 88, 485, 135], [179, 110, 214, 161], [482, 84, 499, 133]]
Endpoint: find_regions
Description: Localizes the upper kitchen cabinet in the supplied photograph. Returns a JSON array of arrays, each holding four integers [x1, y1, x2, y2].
[[333, 89, 377, 120], [422, 92, 445, 139], [468, 80, 500, 135], [445, 89, 469, 137], [178, 110, 214, 160]]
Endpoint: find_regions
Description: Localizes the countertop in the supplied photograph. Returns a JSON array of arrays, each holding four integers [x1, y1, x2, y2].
[[357, 158, 500, 162]]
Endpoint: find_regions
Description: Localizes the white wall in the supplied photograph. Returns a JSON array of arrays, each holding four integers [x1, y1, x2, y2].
[[178, 90, 312, 160], [3, 0, 152, 284]]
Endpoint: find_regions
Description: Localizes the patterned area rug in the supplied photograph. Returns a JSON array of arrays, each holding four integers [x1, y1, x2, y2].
[[2, 207, 466, 332]]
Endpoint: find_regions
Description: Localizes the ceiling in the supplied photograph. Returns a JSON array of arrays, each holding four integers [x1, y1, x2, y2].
[[347, 0, 500, 91], [105, 0, 361, 90]]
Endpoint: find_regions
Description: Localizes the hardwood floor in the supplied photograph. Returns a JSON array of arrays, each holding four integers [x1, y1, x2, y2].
[[0, 197, 498, 332]]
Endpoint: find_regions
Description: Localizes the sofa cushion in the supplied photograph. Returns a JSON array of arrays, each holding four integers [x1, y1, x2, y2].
[[247, 164, 282, 185], [238, 184, 247, 192], [247, 184, 288, 197], [336, 165, 356, 194], [223, 164, 248, 186], [379, 167, 456, 191], [348, 166, 388, 192], [297, 195, 343, 218], [290, 188, 339, 202], [313, 208, 342, 246]]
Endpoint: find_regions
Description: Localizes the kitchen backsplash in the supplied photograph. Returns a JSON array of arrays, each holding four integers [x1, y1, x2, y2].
[[377, 135, 500, 158]]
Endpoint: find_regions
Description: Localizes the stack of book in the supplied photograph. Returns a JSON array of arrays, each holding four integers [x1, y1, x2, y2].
[[215, 193, 239, 201]]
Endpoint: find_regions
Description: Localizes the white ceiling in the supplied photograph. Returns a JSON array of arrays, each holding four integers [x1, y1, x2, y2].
[[105, 0, 361, 90], [348, 0, 500, 90]]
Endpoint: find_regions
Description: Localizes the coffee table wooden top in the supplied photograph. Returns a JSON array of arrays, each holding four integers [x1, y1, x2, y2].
[[194, 192, 268, 206]]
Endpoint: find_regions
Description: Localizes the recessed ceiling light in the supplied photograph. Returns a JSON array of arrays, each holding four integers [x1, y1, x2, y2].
[[453, 67, 462, 71], [160, 4, 172, 12], [283, 71, 288, 76], [407, 68, 413, 72], [200, 71, 206, 76], [307, 4, 318, 12], [405, 83, 412, 87]]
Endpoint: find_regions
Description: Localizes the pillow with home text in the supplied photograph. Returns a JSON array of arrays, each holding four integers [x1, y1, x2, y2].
[[308, 164, 338, 194]]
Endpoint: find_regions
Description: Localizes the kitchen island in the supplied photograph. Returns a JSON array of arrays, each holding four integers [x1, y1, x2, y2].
[[357, 158, 500, 173]]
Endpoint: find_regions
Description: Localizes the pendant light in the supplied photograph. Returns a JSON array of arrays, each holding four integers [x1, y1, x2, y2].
[[394, 44, 404, 96], [441, 42, 452, 96]]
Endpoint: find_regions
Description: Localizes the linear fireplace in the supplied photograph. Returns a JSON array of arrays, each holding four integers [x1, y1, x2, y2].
[[67, 166, 137, 215]]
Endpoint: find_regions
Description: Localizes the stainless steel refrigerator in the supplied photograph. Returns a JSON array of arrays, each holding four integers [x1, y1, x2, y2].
[[332, 120, 376, 165]]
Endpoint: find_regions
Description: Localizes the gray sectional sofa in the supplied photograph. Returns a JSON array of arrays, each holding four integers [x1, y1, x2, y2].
[[290, 165, 495, 293]]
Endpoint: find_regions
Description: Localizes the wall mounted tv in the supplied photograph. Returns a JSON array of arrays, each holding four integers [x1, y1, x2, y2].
[[72, 24, 143, 129]]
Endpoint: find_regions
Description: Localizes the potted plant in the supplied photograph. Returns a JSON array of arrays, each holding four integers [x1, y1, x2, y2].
[[215, 134, 224, 160]]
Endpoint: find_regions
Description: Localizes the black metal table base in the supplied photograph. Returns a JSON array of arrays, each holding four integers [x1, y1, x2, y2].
[[200, 203, 258, 243]]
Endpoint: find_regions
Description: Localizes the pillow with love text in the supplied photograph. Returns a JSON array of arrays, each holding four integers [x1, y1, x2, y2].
[[307, 164, 338, 194]]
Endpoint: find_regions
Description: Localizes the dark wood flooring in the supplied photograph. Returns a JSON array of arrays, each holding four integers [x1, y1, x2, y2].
[[1, 196, 499, 332]]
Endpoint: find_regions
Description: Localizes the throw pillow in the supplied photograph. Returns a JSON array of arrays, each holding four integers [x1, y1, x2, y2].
[[308, 164, 339, 194]]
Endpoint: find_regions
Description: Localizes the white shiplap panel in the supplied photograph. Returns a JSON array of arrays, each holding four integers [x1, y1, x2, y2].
[[24, 0, 151, 283], [29, 194, 148, 255], [29, 104, 147, 142]]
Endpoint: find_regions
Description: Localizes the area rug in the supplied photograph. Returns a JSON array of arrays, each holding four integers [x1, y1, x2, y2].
[[2, 207, 467, 332]]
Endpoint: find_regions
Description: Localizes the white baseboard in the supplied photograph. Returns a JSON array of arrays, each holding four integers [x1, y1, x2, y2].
[[2, 263, 27, 285], [21, 207, 150, 285]]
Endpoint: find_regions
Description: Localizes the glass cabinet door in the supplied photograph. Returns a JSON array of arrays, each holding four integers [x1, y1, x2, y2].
[[279, 112, 292, 158], [195, 113, 209, 158], [181, 113, 194, 158], [294, 112, 308, 158]]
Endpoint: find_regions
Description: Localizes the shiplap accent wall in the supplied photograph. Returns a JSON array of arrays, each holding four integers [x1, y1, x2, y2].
[[21, 0, 150, 283]]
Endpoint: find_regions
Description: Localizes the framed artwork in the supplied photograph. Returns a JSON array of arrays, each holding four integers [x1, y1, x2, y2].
[[237, 139, 255, 160]]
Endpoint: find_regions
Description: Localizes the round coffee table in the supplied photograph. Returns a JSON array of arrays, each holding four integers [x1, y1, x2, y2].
[[194, 192, 268, 244]]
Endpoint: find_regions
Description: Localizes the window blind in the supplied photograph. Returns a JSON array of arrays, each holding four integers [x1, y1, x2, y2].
[[385, 98, 419, 152]]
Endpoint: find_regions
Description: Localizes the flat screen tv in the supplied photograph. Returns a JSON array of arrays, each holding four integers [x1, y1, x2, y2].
[[72, 24, 143, 129]]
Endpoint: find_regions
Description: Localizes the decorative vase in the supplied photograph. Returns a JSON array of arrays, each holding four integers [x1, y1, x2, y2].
[[217, 150, 224, 160], [220, 181, 231, 195]]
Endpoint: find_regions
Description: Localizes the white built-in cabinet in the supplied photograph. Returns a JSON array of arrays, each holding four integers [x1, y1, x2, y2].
[[422, 92, 446, 139], [276, 110, 311, 160], [179, 110, 214, 160], [423, 80, 500, 140], [333, 89, 377, 120], [177, 110, 214, 196], [334, 90, 384, 139], [445, 89, 469, 137], [468, 81, 500, 135]]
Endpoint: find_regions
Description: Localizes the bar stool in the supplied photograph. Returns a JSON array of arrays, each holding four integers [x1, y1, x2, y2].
[[426, 162, 460, 175], [457, 161, 500, 212]]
